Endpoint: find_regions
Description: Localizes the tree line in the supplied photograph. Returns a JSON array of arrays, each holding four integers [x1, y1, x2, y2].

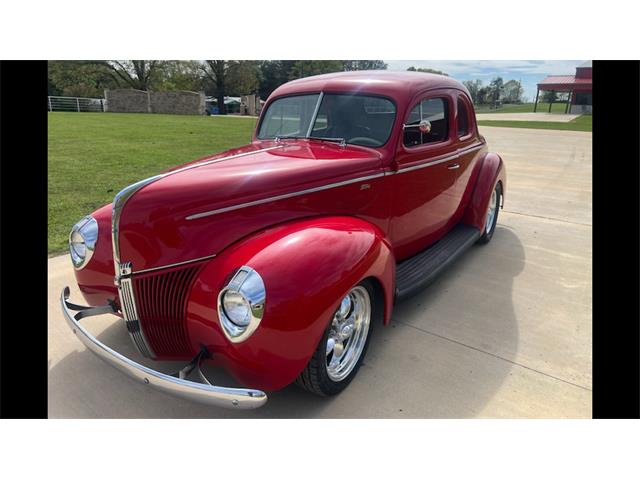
[[48, 60, 387, 113], [48, 61, 529, 112], [462, 77, 525, 106], [401, 69, 527, 106]]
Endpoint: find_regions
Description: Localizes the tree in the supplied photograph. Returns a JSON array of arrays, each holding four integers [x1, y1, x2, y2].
[[202, 60, 230, 114], [256, 61, 297, 99], [407, 66, 448, 76], [95, 61, 165, 91], [156, 61, 205, 91], [202, 60, 260, 114], [256, 60, 387, 99], [543, 90, 558, 103], [502, 79, 524, 104], [462, 79, 483, 104], [225, 61, 260, 96], [288, 60, 344, 80], [489, 76, 504, 107], [48, 61, 119, 97], [343, 60, 387, 71], [476, 86, 491, 105]]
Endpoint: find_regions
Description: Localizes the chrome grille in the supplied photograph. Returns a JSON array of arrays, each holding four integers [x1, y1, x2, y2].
[[117, 262, 155, 358], [132, 264, 203, 357]]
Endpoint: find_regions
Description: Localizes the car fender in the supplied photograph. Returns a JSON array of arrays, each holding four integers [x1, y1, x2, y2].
[[185, 215, 395, 391], [462, 152, 506, 231], [72, 203, 118, 306]]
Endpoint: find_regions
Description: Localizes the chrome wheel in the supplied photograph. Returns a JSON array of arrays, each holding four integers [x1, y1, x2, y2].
[[326, 286, 371, 382], [486, 188, 498, 234]]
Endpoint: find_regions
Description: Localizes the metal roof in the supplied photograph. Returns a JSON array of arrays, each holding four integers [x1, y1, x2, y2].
[[537, 75, 592, 90]]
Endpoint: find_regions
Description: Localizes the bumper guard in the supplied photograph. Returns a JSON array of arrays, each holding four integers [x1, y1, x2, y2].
[[61, 287, 267, 409]]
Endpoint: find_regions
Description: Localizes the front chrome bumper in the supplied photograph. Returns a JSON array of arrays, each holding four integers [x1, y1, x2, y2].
[[60, 287, 268, 409]]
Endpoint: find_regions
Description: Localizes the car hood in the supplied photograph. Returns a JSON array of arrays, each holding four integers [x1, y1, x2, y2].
[[117, 140, 384, 272]]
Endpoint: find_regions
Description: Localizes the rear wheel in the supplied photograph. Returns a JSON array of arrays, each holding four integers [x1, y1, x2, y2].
[[296, 280, 378, 396], [477, 182, 502, 244]]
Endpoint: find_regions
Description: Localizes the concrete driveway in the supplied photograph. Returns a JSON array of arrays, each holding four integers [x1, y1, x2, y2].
[[476, 112, 580, 122], [48, 126, 592, 418]]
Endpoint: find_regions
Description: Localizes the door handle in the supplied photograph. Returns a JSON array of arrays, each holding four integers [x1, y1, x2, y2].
[[447, 163, 460, 170]]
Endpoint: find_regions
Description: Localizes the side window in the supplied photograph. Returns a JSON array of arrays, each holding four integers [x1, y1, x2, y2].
[[457, 97, 470, 137], [403, 97, 449, 147]]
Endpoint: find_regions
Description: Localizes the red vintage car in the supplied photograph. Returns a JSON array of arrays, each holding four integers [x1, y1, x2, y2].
[[62, 71, 506, 409]]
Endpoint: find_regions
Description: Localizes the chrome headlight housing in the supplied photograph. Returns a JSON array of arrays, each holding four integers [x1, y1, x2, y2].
[[69, 216, 99, 270], [217, 266, 266, 343]]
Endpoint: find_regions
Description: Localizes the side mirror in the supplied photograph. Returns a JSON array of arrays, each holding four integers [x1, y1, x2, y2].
[[418, 120, 432, 134], [403, 119, 432, 134]]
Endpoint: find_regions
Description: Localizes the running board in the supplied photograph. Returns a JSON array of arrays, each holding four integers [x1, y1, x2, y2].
[[395, 224, 481, 301]]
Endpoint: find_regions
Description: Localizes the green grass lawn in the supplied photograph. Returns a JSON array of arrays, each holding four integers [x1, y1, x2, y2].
[[474, 102, 572, 114], [48, 112, 257, 255], [49, 110, 590, 255], [477, 114, 591, 132]]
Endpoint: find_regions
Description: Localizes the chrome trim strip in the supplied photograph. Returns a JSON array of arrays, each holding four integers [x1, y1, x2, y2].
[[111, 147, 283, 270], [306, 91, 324, 137], [111, 146, 283, 357], [112, 176, 163, 270], [61, 287, 267, 409], [387, 144, 485, 176], [112, 178, 161, 358], [131, 254, 217, 276], [458, 143, 485, 156], [185, 172, 386, 221], [394, 154, 460, 174], [118, 262, 155, 358]]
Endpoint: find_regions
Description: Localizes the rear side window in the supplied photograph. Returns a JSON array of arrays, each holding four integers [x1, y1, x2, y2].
[[403, 97, 449, 147], [457, 97, 470, 137]]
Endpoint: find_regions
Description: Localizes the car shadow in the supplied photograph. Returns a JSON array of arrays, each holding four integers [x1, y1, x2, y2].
[[48, 225, 524, 418], [359, 225, 526, 417]]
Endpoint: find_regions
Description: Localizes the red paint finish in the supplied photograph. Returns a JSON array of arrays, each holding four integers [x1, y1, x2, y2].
[[117, 142, 387, 272], [185, 216, 394, 390], [73, 204, 117, 306], [461, 152, 506, 231], [71, 71, 506, 391], [133, 263, 203, 358]]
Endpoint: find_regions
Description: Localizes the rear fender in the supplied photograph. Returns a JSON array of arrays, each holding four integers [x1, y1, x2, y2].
[[462, 152, 506, 231], [186, 216, 395, 391]]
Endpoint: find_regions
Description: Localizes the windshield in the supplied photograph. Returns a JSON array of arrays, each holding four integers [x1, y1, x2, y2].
[[257, 93, 396, 147]]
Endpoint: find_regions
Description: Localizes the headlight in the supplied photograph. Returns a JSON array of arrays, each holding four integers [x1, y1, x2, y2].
[[217, 266, 265, 343], [69, 216, 98, 270]]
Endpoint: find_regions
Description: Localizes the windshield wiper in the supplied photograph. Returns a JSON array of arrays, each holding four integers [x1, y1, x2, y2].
[[308, 136, 347, 147], [273, 135, 305, 142], [273, 135, 347, 147]]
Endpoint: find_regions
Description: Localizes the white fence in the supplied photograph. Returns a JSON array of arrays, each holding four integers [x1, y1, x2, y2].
[[48, 96, 105, 112]]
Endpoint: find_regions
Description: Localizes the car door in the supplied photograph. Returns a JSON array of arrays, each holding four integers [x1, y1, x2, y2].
[[450, 92, 486, 223], [388, 90, 459, 260]]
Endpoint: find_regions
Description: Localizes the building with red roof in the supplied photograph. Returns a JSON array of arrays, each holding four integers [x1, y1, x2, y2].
[[534, 61, 592, 114]]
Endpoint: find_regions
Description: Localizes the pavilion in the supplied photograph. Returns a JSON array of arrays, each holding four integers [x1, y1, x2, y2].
[[534, 61, 592, 114]]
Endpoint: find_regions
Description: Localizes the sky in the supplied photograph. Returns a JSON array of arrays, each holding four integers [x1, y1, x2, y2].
[[384, 60, 585, 102]]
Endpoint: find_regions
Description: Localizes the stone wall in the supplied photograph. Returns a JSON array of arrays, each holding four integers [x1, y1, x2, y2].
[[104, 89, 149, 113], [150, 91, 205, 115], [104, 89, 205, 115]]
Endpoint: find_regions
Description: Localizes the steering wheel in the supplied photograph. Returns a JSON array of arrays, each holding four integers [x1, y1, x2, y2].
[[352, 124, 372, 136], [347, 137, 380, 147]]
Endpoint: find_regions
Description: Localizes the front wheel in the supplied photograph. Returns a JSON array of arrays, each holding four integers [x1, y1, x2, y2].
[[295, 280, 378, 396], [477, 182, 502, 244]]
